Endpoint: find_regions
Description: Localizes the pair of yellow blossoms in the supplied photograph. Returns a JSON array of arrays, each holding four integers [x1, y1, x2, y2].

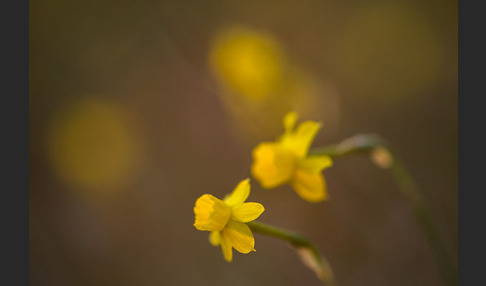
[[193, 112, 333, 262]]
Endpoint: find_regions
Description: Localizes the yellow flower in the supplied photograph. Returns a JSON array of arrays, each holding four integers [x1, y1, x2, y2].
[[209, 27, 285, 102], [193, 179, 265, 262], [251, 112, 333, 202]]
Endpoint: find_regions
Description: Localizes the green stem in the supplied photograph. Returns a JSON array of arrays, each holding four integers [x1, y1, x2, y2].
[[310, 134, 457, 286], [248, 221, 336, 286]]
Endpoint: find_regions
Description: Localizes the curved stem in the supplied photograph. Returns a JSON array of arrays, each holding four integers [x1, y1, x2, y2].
[[310, 134, 457, 286], [248, 221, 336, 286]]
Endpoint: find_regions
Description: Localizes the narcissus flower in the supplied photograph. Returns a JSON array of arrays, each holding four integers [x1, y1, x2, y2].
[[193, 179, 264, 262], [251, 112, 333, 202]]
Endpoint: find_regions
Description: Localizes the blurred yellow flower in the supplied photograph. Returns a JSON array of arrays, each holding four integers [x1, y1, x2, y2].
[[209, 27, 285, 102], [193, 179, 264, 262], [47, 98, 143, 195], [251, 112, 332, 202]]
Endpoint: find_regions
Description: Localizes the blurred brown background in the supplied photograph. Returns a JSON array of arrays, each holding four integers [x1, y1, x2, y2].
[[29, 0, 457, 285]]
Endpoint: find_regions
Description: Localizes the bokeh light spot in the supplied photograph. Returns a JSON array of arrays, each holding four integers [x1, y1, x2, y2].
[[47, 98, 143, 194], [210, 26, 286, 102]]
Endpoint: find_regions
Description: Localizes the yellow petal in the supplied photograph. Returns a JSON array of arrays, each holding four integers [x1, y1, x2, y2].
[[220, 234, 233, 262], [283, 111, 297, 134], [231, 202, 265, 223], [193, 194, 231, 231], [209, 231, 221, 246], [223, 220, 255, 254], [288, 121, 321, 157], [291, 169, 328, 203], [251, 142, 295, 188], [297, 155, 333, 174], [224, 178, 250, 207]]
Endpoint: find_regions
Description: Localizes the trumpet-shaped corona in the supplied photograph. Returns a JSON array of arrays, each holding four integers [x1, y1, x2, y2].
[[193, 179, 265, 262], [251, 112, 333, 202]]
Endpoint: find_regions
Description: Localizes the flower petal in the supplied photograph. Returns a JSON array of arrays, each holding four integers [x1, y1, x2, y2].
[[231, 202, 265, 222], [223, 220, 255, 254], [251, 142, 295, 188], [224, 178, 250, 207], [290, 121, 321, 157], [220, 234, 233, 262], [209, 231, 221, 246], [193, 194, 231, 231], [283, 111, 297, 134], [291, 169, 328, 203], [297, 155, 333, 174]]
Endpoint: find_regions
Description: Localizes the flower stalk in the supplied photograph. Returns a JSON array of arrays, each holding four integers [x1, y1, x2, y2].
[[310, 134, 457, 286], [248, 221, 336, 286]]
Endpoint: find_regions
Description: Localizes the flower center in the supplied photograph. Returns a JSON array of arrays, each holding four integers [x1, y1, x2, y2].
[[194, 194, 231, 231]]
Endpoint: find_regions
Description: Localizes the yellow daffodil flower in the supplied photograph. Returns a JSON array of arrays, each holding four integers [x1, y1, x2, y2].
[[193, 179, 265, 262], [251, 112, 333, 202]]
